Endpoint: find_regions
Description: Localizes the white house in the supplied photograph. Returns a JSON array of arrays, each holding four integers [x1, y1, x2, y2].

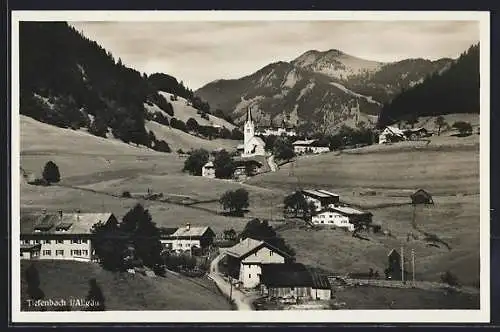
[[378, 126, 407, 144], [292, 139, 330, 154], [160, 224, 215, 254], [301, 189, 340, 212], [20, 211, 117, 261], [201, 161, 216, 178], [241, 108, 266, 157], [223, 238, 291, 289], [312, 206, 373, 231]]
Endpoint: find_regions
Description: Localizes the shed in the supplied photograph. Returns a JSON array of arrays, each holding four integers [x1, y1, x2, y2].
[[410, 189, 434, 205]]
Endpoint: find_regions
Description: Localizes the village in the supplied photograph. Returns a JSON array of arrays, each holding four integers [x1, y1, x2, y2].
[[20, 107, 478, 312]]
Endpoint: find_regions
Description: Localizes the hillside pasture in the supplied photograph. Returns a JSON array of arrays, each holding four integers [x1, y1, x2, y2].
[[20, 260, 232, 311]]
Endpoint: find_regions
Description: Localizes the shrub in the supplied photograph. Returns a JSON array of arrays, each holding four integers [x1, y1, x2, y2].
[[441, 270, 459, 286], [122, 191, 131, 198], [42, 161, 60, 183]]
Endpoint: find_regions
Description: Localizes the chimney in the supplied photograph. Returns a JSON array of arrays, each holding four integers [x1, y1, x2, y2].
[[58, 210, 63, 220], [186, 223, 190, 231]]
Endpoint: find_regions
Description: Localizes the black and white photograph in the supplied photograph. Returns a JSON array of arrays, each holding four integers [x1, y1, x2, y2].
[[11, 10, 490, 323]]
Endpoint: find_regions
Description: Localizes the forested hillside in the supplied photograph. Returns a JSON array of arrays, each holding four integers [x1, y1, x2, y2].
[[19, 22, 216, 148], [377, 44, 479, 127]]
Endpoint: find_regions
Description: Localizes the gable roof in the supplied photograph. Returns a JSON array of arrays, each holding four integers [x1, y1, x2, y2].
[[21, 212, 114, 235], [302, 189, 339, 199], [172, 226, 214, 238], [411, 188, 432, 198], [316, 205, 371, 216], [203, 161, 214, 168], [224, 237, 291, 260], [383, 126, 406, 137], [260, 263, 330, 289]]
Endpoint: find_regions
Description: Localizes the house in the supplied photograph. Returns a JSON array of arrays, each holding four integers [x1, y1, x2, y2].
[[233, 159, 264, 180], [292, 140, 330, 154], [378, 126, 407, 144], [410, 189, 434, 205], [311, 205, 373, 231], [159, 223, 215, 255], [20, 243, 41, 260], [301, 189, 340, 212], [242, 108, 266, 157], [20, 210, 117, 261], [201, 161, 216, 178], [260, 263, 332, 302], [403, 127, 429, 140], [223, 238, 292, 289], [255, 125, 297, 137]]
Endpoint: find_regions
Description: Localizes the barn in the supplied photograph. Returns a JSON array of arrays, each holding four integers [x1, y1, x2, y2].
[[410, 189, 434, 205]]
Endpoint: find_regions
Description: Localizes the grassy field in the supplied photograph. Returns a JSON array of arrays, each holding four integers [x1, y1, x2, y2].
[[19, 114, 482, 291], [247, 134, 481, 286], [331, 285, 479, 309], [20, 260, 232, 311]]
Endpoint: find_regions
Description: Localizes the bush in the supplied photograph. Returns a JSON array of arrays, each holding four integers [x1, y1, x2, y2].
[[154, 140, 171, 153], [177, 149, 185, 154], [452, 121, 473, 136], [441, 270, 459, 286], [122, 191, 131, 198], [42, 161, 61, 183]]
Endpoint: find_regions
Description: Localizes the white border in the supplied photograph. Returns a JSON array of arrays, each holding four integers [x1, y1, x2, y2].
[[11, 10, 490, 323]]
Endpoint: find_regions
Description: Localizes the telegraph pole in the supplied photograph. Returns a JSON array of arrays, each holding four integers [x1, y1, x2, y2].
[[401, 245, 405, 283], [229, 275, 233, 303], [411, 249, 416, 285]]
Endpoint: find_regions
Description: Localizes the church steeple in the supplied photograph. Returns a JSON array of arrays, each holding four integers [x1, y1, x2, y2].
[[246, 107, 253, 123]]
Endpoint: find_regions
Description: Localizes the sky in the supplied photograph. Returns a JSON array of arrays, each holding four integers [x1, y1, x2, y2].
[[70, 21, 479, 90]]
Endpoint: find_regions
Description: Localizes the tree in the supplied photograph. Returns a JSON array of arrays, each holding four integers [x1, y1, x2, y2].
[[42, 161, 60, 183], [89, 115, 108, 138], [219, 188, 249, 217], [120, 203, 164, 269], [213, 149, 236, 179], [452, 121, 473, 136], [283, 191, 309, 218], [239, 218, 295, 257], [182, 148, 209, 176], [441, 270, 459, 286], [154, 140, 171, 153], [231, 128, 244, 140], [186, 117, 199, 132], [272, 137, 295, 161], [85, 278, 106, 311], [223, 228, 237, 241], [25, 264, 45, 310], [434, 116, 446, 136], [91, 217, 127, 271]]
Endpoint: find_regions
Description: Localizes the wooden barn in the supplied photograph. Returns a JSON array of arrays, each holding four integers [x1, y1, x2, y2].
[[260, 263, 332, 302], [410, 189, 434, 205]]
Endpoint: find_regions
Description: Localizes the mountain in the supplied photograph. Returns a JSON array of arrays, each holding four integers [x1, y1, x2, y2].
[[19, 22, 232, 152], [377, 44, 479, 127], [195, 49, 454, 134]]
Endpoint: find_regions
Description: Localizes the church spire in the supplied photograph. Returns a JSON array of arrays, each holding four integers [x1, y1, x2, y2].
[[246, 107, 253, 123]]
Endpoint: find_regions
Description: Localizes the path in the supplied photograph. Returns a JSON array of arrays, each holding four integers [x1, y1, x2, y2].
[[208, 252, 256, 311], [267, 155, 278, 172]]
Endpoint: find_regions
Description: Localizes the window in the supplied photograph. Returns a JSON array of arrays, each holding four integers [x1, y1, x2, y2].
[[249, 274, 251, 279], [56, 239, 64, 244], [56, 250, 64, 256], [43, 250, 51, 256], [82, 250, 89, 256], [41, 240, 50, 244], [71, 250, 82, 256], [34, 240, 40, 244], [71, 239, 83, 244], [270, 251, 274, 256]]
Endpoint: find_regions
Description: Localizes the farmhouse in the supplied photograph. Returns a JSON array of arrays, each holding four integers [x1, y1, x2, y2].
[[20, 210, 117, 261], [201, 161, 215, 178], [292, 139, 330, 155], [410, 189, 434, 205], [311, 206, 373, 231], [301, 189, 340, 211], [403, 127, 429, 140], [260, 263, 332, 302], [378, 126, 406, 144], [160, 223, 215, 255], [223, 238, 292, 289], [233, 159, 264, 180]]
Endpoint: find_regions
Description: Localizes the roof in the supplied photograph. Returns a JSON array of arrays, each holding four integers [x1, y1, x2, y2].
[[203, 161, 214, 168], [383, 126, 406, 136], [171, 226, 214, 238], [224, 237, 291, 260], [20, 212, 114, 235], [159, 227, 178, 237], [388, 248, 401, 257], [411, 189, 432, 197], [260, 263, 331, 289], [224, 238, 264, 258], [293, 139, 317, 146], [236, 144, 245, 150], [327, 206, 369, 216], [302, 189, 339, 199]]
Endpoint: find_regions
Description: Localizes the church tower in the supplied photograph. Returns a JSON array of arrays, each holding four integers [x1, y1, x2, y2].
[[244, 107, 255, 148]]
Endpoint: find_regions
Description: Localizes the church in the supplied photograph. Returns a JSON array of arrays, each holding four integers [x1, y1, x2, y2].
[[238, 107, 266, 158]]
